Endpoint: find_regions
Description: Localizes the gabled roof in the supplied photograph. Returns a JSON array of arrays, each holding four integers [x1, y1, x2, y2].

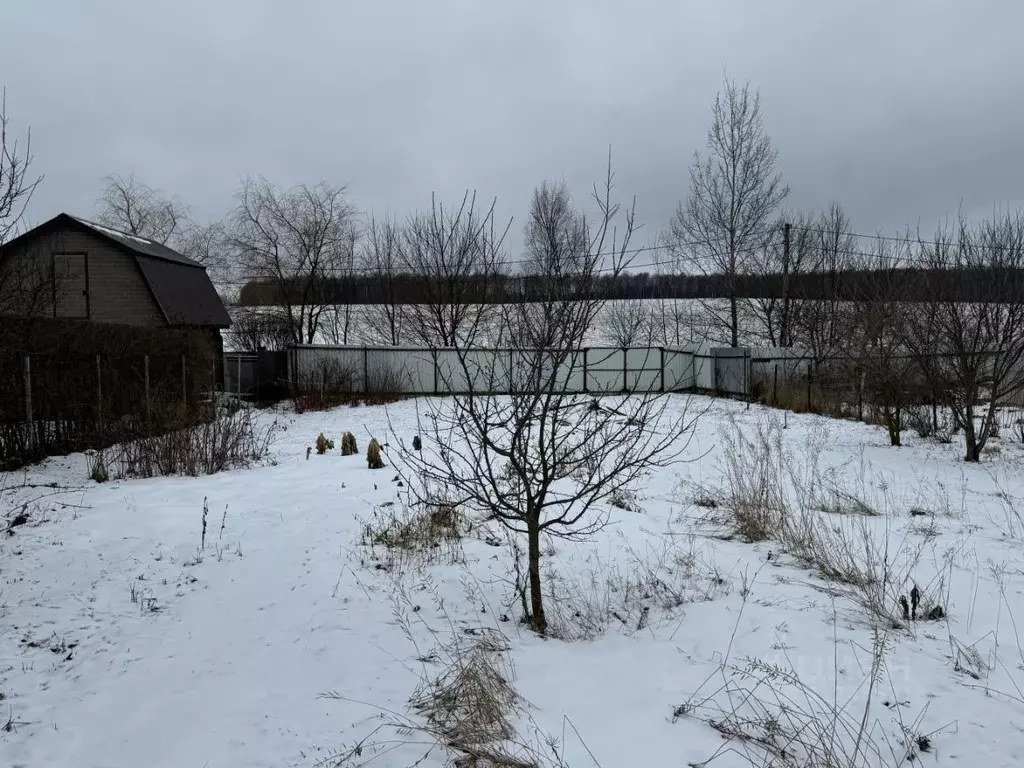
[[0, 213, 232, 328], [70, 216, 203, 267]]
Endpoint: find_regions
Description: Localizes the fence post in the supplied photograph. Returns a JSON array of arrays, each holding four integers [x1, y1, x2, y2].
[[857, 369, 864, 422], [806, 362, 813, 413], [620, 347, 627, 393], [237, 354, 242, 399], [181, 354, 187, 410], [583, 348, 589, 393], [144, 354, 151, 421], [660, 348, 665, 393], [433, 352, 439, 395], [96, 354, 103, 431], [364, 346, 369, 394], [22, 354, 32, 432], [773, 362, 778, 406], [745, 350, 751, 410]]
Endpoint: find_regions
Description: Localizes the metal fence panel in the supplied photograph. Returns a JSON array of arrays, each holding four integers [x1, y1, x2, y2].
[[286, 343, 807, 398], [586, 348, 626, 393]]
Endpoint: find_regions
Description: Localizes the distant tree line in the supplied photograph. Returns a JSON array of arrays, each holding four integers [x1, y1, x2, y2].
[[234, 266, 1024, 307]]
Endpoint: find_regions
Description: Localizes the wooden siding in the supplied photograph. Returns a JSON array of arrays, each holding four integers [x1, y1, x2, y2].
[[1, 225, 165, 326]]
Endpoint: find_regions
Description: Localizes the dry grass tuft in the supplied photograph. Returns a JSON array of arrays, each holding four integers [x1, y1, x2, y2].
[[367, 437, 385, 469], [359, 502, 466, 573]]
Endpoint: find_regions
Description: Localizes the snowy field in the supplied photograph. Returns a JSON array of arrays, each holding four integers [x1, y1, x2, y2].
[[226, 299, 738, 349], [2, 396, 1024, 767]]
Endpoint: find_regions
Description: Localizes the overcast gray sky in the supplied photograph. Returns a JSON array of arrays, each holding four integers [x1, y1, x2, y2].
[[4, 0, 1023, 255]]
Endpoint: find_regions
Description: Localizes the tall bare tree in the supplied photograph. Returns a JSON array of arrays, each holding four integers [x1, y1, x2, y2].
[[226, 177, 358, 346], [0, 89, 50, 318], [402, 168, 698, 635], [907, 212, 1024, 461], [667, 77, 789, 346], [745, 211, 817, 347], [400, 192, 509, 347], [0, 90, 40, 245], [96, 174, 189, 245], [359, 213, 406, 345], [793, 203, 859, 364], [848, 236, 916, 446]]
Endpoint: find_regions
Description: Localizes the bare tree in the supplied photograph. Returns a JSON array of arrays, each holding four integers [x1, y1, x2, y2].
[[96, 174, 189, 245], [667, 77, 789, 347], [318, 227, 359, 345], [907, 212, 1024, 461], [599, 298, 657, 347], [400, 193, 509, 347], [794, 203, 859, 364], [0, 90, 40, 245], [226, 177, 357, 346], [226, 306, 294, 353], [0, 90, 49, 318], [359, 213, 406, 345], [745, 212, 817, 347], [847, 236, 916, 446], [401, 168, 698, 635]]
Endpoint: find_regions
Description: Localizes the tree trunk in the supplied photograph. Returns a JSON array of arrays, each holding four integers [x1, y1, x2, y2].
[[964, 404, 980, 462], [527, 520, 546, 634], [730, 295, 739, 348]]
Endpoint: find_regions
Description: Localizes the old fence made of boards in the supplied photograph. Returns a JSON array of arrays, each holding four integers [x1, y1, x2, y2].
[[286, 344, 811, 397]]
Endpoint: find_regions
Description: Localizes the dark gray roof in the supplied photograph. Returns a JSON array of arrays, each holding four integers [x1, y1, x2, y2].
[[70, 217, 203, 267], [64, 217, 231, 328], [135, 256, 232, 328]]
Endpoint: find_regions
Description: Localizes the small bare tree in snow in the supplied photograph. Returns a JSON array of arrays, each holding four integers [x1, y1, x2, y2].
[[226, 177, 358, 346], [666, 77, 789, 347], [402, 166, 699, 635]]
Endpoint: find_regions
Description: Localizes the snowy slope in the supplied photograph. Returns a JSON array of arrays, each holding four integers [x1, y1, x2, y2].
[[1, 397, 1023, 767]]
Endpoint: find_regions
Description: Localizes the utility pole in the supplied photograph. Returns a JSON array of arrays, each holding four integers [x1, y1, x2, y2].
[[780, 221, 792, 347]]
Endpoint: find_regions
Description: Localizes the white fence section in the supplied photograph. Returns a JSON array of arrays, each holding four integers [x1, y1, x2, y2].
[[287, 344, 811, 397]]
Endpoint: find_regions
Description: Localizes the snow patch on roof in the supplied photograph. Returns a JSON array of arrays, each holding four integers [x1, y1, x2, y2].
[[75, 218, 155, 246]]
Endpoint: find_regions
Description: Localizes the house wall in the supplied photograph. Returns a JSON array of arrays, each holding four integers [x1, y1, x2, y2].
[[0, 225, 165, 326]]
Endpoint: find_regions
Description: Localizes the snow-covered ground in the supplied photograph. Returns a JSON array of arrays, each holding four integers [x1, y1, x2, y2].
[[2, 396, 1024, 767]]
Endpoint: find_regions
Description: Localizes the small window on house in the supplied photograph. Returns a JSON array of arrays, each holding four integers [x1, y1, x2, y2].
[[52, 252, 89, 318]]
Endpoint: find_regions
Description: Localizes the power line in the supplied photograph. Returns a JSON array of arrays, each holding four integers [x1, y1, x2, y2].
[[216, 221, 1024, 289]]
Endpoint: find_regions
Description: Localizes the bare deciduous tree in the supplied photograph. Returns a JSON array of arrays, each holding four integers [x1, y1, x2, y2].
[[667, 77, 789, 347], [0, 90, 50, 318], [908, 212, 1024, 461], [400, 193, 509, 347], [0, 90, 40, 245], [599, 298, 657, 347], [226, 177, 357, 346], [794, 203, 859, 364], [226, 307, 294, 353], [359, 213, 406, 345], [402, 168, 699, 635], [96, 174, 189, 245], [848, 236, 915, 446], [746, 212, 817, 347]]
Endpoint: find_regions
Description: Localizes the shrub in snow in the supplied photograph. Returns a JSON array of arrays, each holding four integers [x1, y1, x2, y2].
[[341, 431, 358, 456], [315, 433, 332, 455], [367, 438, 385, 469]]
